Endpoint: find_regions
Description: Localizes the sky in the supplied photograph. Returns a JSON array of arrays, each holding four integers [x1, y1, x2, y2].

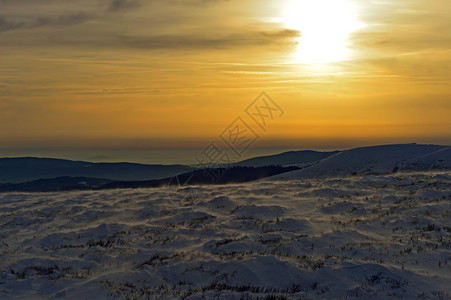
[[1, 0, 450, 163]]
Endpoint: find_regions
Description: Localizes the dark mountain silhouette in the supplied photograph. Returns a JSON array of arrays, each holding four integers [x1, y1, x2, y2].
[[0, 157, 194, 184]]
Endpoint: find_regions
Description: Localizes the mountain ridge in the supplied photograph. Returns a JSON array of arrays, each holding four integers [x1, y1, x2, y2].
[[0, 157, 194, 184], [0, 149, 340, 184], [232, 150, 340, 167], [1, 144, 450, 190]]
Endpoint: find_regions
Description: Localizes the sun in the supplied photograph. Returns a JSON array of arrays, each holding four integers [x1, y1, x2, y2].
[[283, 0, 363, 64]]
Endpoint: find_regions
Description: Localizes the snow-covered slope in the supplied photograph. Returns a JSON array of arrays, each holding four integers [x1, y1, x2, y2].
[[1, 171, 450, 299], [272, 144, 449, 180], [233, 150, 339, 167], [403, 147, 451, 171]]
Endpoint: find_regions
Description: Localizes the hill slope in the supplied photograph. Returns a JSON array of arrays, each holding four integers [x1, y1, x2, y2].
[[233, 150, 340, 167], [403, 147, 451, 171]]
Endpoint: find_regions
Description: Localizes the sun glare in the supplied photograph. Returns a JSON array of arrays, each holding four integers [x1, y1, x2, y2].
[[284, 0, 363, 64]]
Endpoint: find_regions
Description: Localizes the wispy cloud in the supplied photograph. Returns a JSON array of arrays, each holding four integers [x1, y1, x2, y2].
[[116, 29, 299, 50], [0, 0, 142, 33], [108, 0, 139, 12], [0, 12, 91, 32]]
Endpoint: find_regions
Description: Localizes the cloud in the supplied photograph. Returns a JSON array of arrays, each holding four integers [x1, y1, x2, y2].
[[350, 1, 451, 53], [112, 29, 300, 50], [0, 0, 141, 33], [0, 16, 24, 32], [0, 12, 91, 32], [1, 13, 300, 52], [108, 0, 139, 12], [36, 12, 91, 27], [116, 29, 300, 50], [168, 0, 229, 6]]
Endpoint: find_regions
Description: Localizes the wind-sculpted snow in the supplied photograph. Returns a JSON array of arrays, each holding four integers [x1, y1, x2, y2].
[[0, 172, 450, 299]]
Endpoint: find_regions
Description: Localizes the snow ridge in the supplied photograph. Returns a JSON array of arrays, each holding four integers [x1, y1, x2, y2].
[[272, 143, 449, 180]]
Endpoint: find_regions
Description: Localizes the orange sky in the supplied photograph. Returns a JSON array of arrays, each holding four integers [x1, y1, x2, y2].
[[1, 0, 451, 157]]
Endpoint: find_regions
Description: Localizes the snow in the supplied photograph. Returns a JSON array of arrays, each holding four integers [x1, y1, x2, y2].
[[0, 171, 450, 299], [272, 144, 448, 180], [404, 147, 451, 171]]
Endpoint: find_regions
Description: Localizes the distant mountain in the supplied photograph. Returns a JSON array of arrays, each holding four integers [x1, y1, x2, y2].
[[233, 150, 340, 167], [0, 157, 194, 184], [0, 176, 113, 193], [2, 144, 449, 191], [272, 144, 450, 180]]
